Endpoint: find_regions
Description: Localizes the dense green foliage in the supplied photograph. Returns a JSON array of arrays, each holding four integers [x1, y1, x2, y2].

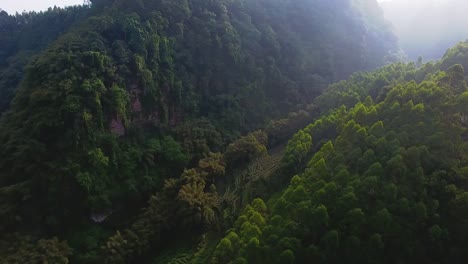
[[441, 40, 468, 73], [0, 6, 92, 114], [211, 52, 468, 263]]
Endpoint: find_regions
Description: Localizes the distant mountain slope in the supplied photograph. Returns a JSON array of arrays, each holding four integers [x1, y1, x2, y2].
[[209, 41, 468, 263]]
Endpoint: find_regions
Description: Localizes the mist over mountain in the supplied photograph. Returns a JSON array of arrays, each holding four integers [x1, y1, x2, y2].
[[380, 0, 468, 61]]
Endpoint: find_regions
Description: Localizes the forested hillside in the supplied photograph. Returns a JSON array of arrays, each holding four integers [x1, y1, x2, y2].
[[0, 0, 447, 263], [209, 42, 468, 263], [0, 6, 92, 114]]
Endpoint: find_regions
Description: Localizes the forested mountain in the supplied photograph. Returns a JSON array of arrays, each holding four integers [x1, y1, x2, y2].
[[0, 6, 92, 114], [5, 0, 465, 263], [211, 42, 468, 263]]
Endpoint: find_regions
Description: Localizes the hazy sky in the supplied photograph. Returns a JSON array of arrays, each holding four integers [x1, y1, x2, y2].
[[0, 0, 84, 14], [379, 0, 468, 60]]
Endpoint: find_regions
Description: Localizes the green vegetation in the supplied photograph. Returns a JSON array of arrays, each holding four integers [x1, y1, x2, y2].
[[0, 6, 92, 114], [5, 1, 468, 263], [211, 45, 468, 263]]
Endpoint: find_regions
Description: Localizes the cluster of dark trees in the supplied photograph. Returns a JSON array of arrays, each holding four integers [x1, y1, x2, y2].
[[0, 6, 92, 114]]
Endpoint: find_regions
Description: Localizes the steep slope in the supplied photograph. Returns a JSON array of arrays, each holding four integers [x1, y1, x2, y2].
[[210, 45, 468, 263], [0, 0, 397, 262]]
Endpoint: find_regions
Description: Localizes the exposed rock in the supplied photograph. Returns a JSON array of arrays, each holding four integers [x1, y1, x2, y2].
[[110, 116, 125, 136]]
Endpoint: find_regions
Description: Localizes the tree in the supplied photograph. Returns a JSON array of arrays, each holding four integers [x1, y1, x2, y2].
[[2, 236, 72, 264], [225, 132, 267, 166]]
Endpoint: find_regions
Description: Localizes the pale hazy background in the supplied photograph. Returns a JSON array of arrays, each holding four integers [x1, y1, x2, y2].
[[378, 0, 468, 60], [0, 0, 84, 14]]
